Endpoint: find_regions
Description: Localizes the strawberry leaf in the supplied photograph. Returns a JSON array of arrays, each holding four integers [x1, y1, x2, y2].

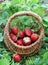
[[0, 58, 10, 65], [0, 33, 3, 42]]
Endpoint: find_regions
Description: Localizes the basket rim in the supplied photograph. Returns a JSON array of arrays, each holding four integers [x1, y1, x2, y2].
[[4, 11, 44, 49]]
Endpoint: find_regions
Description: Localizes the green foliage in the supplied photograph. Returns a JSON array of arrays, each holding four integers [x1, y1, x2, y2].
[[43, 16, 48, 27], [0, 33, 3, 42], [10, 16, 40, 31], [0, 53, 10, 65], [27, 0, 39, 6], [0, 19, 4, 25], [0, 0, 48, 65], [11, 0, 25, 5], [0, 58, 10, 65], [32, 5, 45, 17]]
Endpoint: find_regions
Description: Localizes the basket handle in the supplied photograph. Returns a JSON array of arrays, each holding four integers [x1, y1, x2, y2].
[[7, 11, 42, 27]]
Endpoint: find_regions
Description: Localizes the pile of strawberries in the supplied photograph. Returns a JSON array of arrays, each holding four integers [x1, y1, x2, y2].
[[10, 27, 39, 46], [9, 27, 39, 62]]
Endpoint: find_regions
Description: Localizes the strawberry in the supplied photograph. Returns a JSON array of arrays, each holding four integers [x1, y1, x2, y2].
[[24, 28, 32, 37], [11, 27, 18, 35], [10, 33, 16, 42], [16, 39, 24, 46], [23, 37, 31, 46], [19, 31, 25, 38], [31, 33, 39, 42], [13, 54, 21, 62]]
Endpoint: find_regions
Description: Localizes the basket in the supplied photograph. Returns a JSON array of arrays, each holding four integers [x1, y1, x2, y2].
[[4, 11, 44, 56]]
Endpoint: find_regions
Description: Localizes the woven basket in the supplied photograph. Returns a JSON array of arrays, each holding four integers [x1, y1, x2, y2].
[[4, 11, 44, 56]]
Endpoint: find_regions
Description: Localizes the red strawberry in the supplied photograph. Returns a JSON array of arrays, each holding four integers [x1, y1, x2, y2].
[[16, 39, 24, 46], [24, 28, 32, 37], [11, 27, 18, 35], [19, 31, 25, 38], [23, 37, 31, 46], [13, 54, 21, 62], [10, 33, 16, 42], [31, 33, 39, 42]]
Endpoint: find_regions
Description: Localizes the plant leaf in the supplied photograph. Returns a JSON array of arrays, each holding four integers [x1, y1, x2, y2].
[[27, 0, 39, 5], [0, 19, 4, 25], [0, 58, 10, 65], [32, 5, 45, 17], [43, 16, 48, 27], [0, 33, 3, 42]]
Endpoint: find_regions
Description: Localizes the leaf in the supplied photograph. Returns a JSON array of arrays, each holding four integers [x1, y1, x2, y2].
[[38, 48, 47, 55], [42, 4, 48, 8], [19, 0, 25, 4], [26, 56, 35, 65], [34, 57, 41, 65], [43, 16, 48, 27], [0, 19, 4, 25], [3, 0, 11, 8], [20, 57, 26, 65], [39, 52, 48, 64], [43, 42, 48, 47], [0, 54, 3, 58], [11, 0, 25, 5], [0, 58, 10, 65], [27, 0, 39, 5], [43, 52, 48, 60], [11, 60, 14, 65], [34, 52, 48, 65], [11, 0, 20, 5], [2, 11, 9, 19], [15, 63, 20, 65], [3, 54, 11, 60], [32, 4, 45, 17], [0, 33, 3, 42], [32, 0, 39, 4], [43, 37, 48, 43], [44, 27, 48, 36], [43, 20, 48, 27], [43, 16, 48, 22]]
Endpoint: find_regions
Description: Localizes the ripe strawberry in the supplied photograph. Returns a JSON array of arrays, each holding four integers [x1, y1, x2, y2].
[[11, 27, 18, 35], [13, 54, 21, 62], [16, 39, 24, 46], [31, 33, 39, 42], [19, 31, 25, 38], [10, 33, 16, 42], [23, 37, 31, 46], [24, 28, 32, 37]]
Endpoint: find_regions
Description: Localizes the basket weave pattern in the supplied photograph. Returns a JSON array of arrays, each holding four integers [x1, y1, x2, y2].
[[4, 11, 44, 56]]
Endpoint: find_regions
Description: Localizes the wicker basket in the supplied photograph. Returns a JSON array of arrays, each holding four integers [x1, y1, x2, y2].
[[4, 11, 44, 56]]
